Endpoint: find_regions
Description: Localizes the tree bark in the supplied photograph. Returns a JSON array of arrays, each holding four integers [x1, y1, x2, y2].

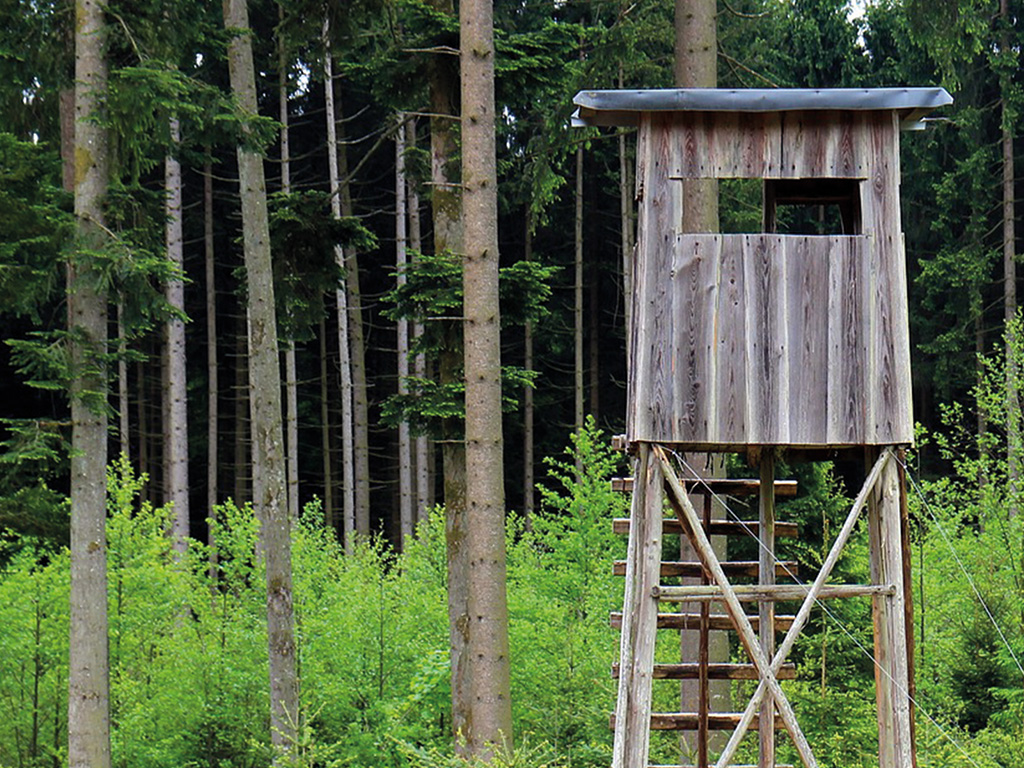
[[523, 214, 535, 523], [426, 0, 471, 742], [460, 0, 514, 754], [68, 2, 111, 766], [319, 317, 335, 530], [574, 145, 585, 473], [1001, 0, 1019, 516], [279, 14, 300, 521], [396, 118, 414, 548], [323, 23, 357, 551], [205, 156, 219, 570], [165, 116, 190, 551], [408, 119, 432, 524], [223, 0, 299, 754]]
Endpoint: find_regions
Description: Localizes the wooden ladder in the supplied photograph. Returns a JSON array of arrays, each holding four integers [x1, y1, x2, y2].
[[610, 448, 799, 768], [609, 444, 912, 768]]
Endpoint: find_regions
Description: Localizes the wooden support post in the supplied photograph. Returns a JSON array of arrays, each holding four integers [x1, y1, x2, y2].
[[699, 493, 712, 768], [758, 455, 776, 768], [613, 444, 663, 768], [897, 451, 919, 768], [868, 452, 914, 768]]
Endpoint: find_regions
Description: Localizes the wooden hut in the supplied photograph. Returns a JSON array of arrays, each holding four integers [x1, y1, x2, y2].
[[573, 88, 951, 768]]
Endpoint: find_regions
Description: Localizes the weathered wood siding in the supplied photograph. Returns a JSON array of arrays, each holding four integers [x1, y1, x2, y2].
[[628, 109, 912, 447]]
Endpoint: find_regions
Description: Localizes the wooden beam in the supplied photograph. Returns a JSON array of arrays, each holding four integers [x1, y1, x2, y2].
[[610, 477, 799, 496], [653, 584, 892, 602], [653, 445, 818, 768], [610, 612, 797, 631], [612, 713, 786, 731], [759, 455, 776, 768], [613, 560, 799, 578], [613, 519, 799, 538], [612, 662, 797, 680], [612, 445, 662, 768]]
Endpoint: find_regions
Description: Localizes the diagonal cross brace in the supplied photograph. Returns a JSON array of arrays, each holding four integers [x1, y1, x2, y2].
[[710, 448, 894, 768], [653, 445, 818, 768]]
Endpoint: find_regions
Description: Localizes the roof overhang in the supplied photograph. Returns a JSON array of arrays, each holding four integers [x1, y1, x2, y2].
[[572, 87, 953, 131]]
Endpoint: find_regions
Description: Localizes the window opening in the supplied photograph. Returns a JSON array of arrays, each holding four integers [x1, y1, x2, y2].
[[764, 178, 861, 235]]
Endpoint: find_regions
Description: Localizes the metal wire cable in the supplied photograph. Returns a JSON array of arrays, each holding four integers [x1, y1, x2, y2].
[[660, 449, 990, 768], [896, 454, 1024, 682]]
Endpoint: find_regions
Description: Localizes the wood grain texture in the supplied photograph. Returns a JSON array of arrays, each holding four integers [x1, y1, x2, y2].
[[628, 234, 911, 446]]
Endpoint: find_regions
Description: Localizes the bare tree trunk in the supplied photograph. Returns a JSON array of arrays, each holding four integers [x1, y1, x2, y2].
[[1001, 2, 1019, 516], [205, 156, 219, 567], [618, 64, 635, 340], [461, 0, 513, 753], [319, 317, 335, 529], [408, 119, 431, 525], [279, 15, 300, 521], [224, 0, 299, 754], [523, 214, 535, 523], [68, 2, 111, 766], [233, 318, 250, 504], [165, 116, 190, 551], [336, 100, 372, 538], [396, 118, 414, 548], [323, 23, 356, 551], [574, 146, 585, 467], [117, 301, 130, 461]]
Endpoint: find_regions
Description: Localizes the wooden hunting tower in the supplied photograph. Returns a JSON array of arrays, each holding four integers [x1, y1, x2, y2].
[[573, 88, 951, 768]]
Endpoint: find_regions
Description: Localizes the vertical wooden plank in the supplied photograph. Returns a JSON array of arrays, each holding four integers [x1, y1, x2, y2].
[[698, 493, 712, 768], [758, 455, 776, 768], [630, 115, 677, 442], [673, 235, 720, 443], [868, 452, 914, 768], [827, 236, 867, 444], [715, 235, 748, 443], [897, 451, 919, 768], [745, 235, 789, 444], [865, 112, 912, 444], [787, 237, 829, 443], [613, 445, 664, 768]]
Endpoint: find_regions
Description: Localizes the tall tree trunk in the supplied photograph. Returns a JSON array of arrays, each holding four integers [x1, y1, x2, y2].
[[574, 146, 585, 468], [674, 0, 729, 757], [523, 214, 535, 523], [165, 116, 190, 551], [618, 64, 635, 341], [279, 14, 300, 521], [396, 118, 414, 548], [425, 0, 472, 743], [68, 2, 111, 766], [1001, 0, 1019, 516], [336, 100, 372, 537], [117, 301, 130, 461], [223, 0, 299, 753], [205, 156, 219, 570], [461, 0, 513, 754], [408, 119, 432, 524], [233, 317, 250, 504], [323, 23, 356, 551], [319, 317, 335, 529]]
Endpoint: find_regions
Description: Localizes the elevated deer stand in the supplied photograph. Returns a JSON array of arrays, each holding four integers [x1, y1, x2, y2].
[[573, 88, 952, 768]]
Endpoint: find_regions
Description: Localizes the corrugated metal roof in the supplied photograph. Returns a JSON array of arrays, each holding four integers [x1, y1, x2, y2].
[[572, 87, 953, 129]]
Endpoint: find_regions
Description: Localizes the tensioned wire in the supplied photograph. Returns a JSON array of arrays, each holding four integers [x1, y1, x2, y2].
[[895, 454, 1024, 682], [656, 449, 991, 768]]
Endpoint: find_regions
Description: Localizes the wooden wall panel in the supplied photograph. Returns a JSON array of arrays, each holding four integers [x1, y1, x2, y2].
[[627, 234, 912, 447]]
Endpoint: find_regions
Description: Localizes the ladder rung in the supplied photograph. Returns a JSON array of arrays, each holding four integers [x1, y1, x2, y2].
[[649, 765, 795, 768], [612, 518, 799, 538], [613, 560, 799, 578], [611, 662, 797, 680], [610, 477, 798, 497], [610, 611, 797, 631], [653, 583, 894, 603], [610, 712, 786, 731]]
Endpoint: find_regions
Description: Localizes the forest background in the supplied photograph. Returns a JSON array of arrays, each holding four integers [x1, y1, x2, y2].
[[1, 0, 1023, 766]]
